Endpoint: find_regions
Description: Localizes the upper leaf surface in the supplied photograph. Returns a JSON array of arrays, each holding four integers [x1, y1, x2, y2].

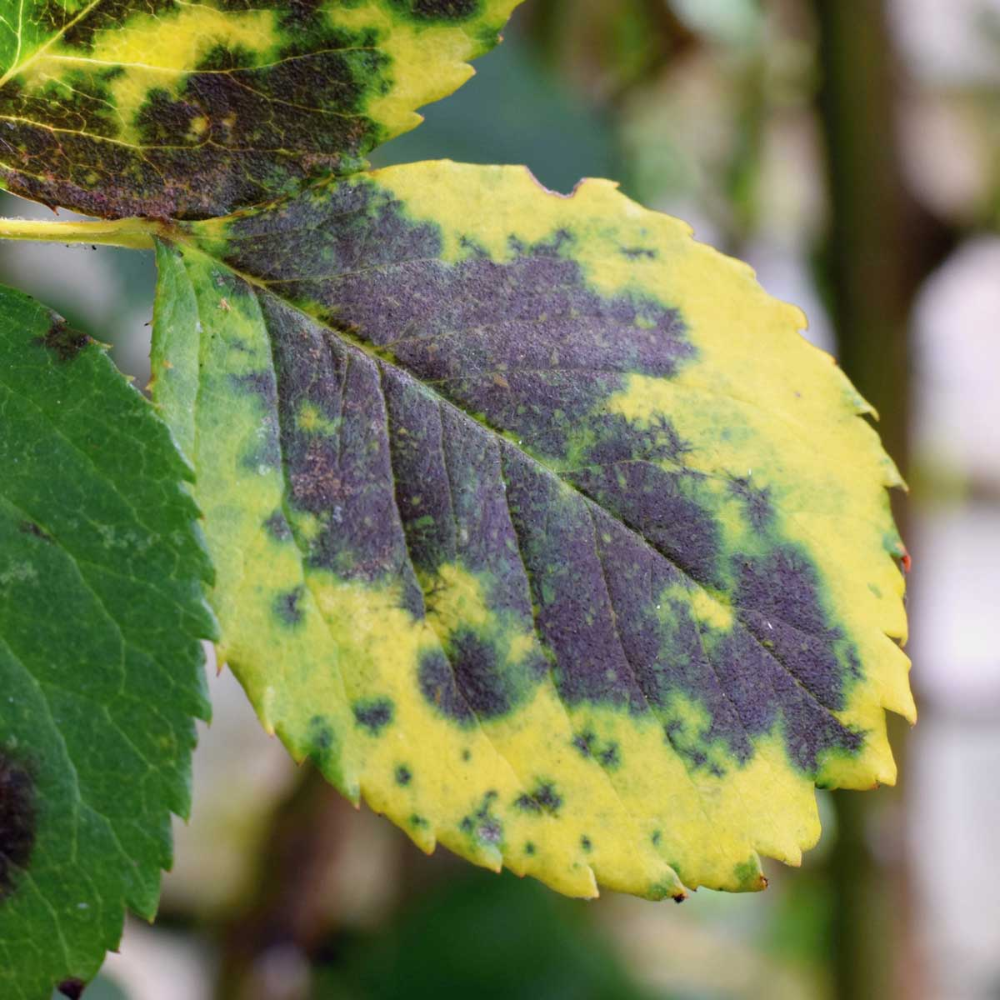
[[152, 160, 914, 898], [0, 0, 520, 218], [0, 284, 215, 998]]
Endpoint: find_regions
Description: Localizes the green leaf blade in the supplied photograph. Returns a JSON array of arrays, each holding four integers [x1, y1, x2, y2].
[[152, 160, 914, 899], [0, 0, 522, 219], [0, 284, 215, 998]]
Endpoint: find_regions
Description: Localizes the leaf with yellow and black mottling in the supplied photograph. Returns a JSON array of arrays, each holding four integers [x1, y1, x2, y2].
[[0, 0, 521, 218], [151, 160, 914, 899], [0, 283, 215, 999]]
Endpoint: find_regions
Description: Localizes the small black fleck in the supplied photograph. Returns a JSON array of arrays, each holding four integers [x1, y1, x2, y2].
[[651, 830, 662, 846], [395, 765, 412, 786], [580, 836, 592, 852], [525, 841, 536, 855], [58, 979, 86, 999]]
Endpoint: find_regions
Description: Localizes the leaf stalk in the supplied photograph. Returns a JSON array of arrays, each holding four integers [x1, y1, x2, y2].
[[0, 216, 160, 250]]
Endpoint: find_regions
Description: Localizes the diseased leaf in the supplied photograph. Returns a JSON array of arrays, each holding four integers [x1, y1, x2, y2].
[[0, 284, 215, 998], [0, 0, 520, 219], [152, 159, 915, 900]]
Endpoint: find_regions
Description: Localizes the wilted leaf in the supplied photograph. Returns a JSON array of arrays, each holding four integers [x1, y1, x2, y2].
[[149, 160, 914, 899], [0, 0, 520, 218], [0, 284, 215, 998]]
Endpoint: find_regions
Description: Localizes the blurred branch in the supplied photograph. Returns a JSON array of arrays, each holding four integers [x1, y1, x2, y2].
[[810, 3, 958, 999], [522, 0, 700, 104], [215, 766, 351, 1000]]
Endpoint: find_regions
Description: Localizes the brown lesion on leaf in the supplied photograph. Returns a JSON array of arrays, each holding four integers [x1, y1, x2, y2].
[[34, 318, 92, 362], [18, 520, 53, 543], [57, 979, 86, 999], [0, 751, 37, 903]]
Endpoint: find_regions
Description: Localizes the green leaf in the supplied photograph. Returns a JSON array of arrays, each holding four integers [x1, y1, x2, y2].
[[150, 160, 914, 899], [0, 0, 521, 219], [0, 284, 215, 998]]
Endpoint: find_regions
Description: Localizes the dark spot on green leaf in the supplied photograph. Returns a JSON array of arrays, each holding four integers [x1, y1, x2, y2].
[[57, 980, 86, 1000], [395, 765, 412, 786], [353, 697, 394, 733], [18, 521, 52, 543], [0, 753, 36, 902], [35, 320, 90, 362], [525, 841, 535, 855], [580, 836, 592, 852]]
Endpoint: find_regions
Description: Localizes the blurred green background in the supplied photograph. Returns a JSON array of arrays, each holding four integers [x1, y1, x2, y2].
[[2, 1, 999, 998]]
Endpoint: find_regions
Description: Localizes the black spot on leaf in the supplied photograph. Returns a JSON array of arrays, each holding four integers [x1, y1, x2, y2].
[[418, 649, 474, 725], [57, 980, 86, 1000], [273, 586, 304, 626], [395, 765, 412, 786], [0, 753, 37, 902], [514, 780, 562, 815], [35, 320, 90, 362], [449, 628, 511, 718], [18, 521, 52, 543], [461, 790, 503, 846], [353, 697, 394, 733]]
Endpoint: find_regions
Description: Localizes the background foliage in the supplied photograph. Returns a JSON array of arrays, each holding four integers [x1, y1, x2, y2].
[[2, 0, 998, 997]]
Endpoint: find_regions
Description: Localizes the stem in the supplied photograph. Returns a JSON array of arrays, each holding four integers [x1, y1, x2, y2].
[[0, 216, 160, 251], [810, 3, 946, 998]]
